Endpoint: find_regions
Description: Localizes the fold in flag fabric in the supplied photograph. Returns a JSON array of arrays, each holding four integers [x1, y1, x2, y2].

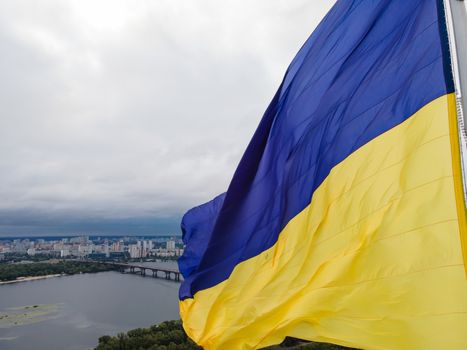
[[178, 0, 467, 349]]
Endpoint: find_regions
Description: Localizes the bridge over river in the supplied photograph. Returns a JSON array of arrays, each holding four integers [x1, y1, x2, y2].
[[106, 262, 182, 282], [75, 259, 183, 282]]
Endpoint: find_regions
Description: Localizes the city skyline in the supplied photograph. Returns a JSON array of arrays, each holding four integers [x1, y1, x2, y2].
[[0, 234, 184, 259]]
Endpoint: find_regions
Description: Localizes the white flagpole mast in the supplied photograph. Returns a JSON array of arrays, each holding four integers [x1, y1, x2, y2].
[[444, 0, 467, 202]]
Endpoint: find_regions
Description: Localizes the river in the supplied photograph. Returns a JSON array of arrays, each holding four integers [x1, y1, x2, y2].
[[0, 261, 180, 350]]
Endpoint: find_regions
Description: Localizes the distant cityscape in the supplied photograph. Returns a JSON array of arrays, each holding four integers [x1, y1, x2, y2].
[[0, 235, 184, 261]]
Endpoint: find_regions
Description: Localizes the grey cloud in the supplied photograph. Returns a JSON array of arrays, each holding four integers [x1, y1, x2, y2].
[[0, 0, 334, 235]]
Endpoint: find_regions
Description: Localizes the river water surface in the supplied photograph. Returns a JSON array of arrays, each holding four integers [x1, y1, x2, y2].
[[0, 262, 180, 350]]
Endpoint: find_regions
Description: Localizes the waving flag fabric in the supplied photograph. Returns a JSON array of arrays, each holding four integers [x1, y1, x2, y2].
[[178, 0, 467, 349]]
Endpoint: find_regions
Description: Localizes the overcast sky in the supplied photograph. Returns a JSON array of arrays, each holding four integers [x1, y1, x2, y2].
[[0, 0, 334, 236]]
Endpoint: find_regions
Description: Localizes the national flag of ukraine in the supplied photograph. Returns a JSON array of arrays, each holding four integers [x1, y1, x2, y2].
[[178, 0, 467, 349]]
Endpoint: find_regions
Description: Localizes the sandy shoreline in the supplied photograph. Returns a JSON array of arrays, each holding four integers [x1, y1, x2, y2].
[[0, 274, 64, 285]]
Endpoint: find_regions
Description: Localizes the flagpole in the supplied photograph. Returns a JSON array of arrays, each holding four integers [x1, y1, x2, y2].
[[444, 0, 467, 203]]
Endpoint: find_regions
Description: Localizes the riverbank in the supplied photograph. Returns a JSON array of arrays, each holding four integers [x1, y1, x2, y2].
[[0, 260, 118, 283], [0, 274, 64, 285]]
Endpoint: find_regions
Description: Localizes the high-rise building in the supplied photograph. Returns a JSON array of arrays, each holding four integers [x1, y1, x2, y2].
[[78, 244, 93, 256], [129, 244, 141, 259], [166, 240, 176, 251], [142, 240, 153, 257], [27, 248, 36, 256], [111, 242, 121, 252], [103, 244, 110, 258], [60, 249, 70, 258]]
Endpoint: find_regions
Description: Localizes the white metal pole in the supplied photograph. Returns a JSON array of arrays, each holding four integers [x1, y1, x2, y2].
[[444, 0, 467, 201]]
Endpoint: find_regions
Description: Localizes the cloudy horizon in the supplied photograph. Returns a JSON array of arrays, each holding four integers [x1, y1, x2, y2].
[[0, 0, 334, 236]]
